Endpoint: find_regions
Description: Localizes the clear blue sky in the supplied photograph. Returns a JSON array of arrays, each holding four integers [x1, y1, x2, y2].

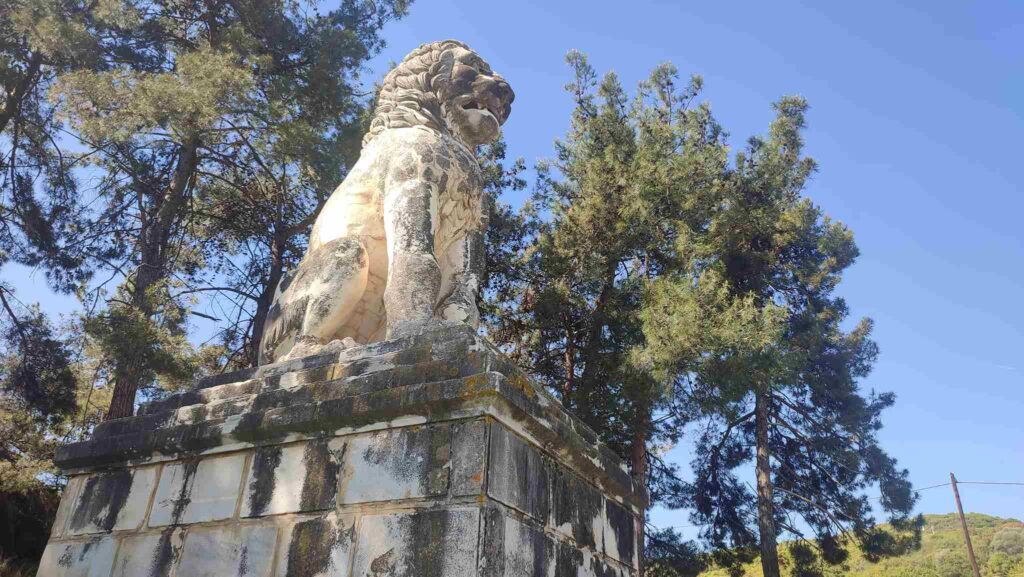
[[8, 0, 1023, 537], [367, 0, 1024, 531]]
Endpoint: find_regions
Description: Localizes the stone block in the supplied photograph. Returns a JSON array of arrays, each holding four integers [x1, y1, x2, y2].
[[337, 425, 450, 504], [275, 513, 357, 577], [242, 437, 340, 517], [481, 507, 629, 577], [36, 536, 116, 577], [450, 419, 487, 496], [67, 465, 157, 535], [176, 524, 277, 577], [110, 529, 185, 577], [50, 475, 83, 539], [149, 453, 247, 526], [351, 508, 479, 577], [485, 511, 552, 577], [603, 499, 636, 568], [549, 465, 603, 551], [487, 424, 550, 522]]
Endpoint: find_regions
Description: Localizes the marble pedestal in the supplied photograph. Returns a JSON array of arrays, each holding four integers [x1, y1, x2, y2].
[[39, 325, 643, 577]]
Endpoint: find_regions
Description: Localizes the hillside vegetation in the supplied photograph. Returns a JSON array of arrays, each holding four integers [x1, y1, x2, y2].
[[698, 514, 1024, 577]]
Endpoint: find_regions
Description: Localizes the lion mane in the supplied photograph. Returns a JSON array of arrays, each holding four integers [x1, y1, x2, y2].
[[363, 39, 475, 147]]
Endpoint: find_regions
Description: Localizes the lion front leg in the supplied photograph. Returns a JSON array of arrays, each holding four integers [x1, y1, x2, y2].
[[436, 226, 485, 328], [259, 238, 368, 363], [383, 178, 442, 338]]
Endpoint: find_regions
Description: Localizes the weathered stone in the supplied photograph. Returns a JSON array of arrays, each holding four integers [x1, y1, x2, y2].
[[67, 465, 157, 535], [259, 41, 514, 364], [149, 453, 246, 526], [480, 505, 630, 577], [275, 513, 356, 577], [451, 418, 487, 496], [110, 528, 184, 577], [487, 423, 551, 522], [486, 510, 552, 577], [242, 437, 340, 517], [337, 424, 450, 504], [351, 508, 479, 577], [44, 280, 644, 577], [549, 464, 603, 550], [50, 475, 83, 539], [603, 499, 637, 567], [36, 536, 116, 577], [176, 524, 277, 577]]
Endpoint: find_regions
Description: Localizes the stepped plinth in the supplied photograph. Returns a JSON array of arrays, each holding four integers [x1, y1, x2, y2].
[[39, 324, 643, 577]]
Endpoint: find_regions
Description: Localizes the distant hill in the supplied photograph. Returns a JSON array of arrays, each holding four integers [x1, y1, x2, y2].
[[697, 514, 1024, 577]]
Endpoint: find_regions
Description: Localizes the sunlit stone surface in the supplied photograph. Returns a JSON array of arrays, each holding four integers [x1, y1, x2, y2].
[[42, 324, 643, 576], [258, 40, 515, 364]]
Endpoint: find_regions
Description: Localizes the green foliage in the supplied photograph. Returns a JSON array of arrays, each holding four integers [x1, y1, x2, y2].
[[992, 527, 1024, 557], [0, 554, 37, 577], [483, 51, 915, 576], [700, 515, 1024, 577], [644, 95, 919, 573], [16, 0, 412, 415], [0, 299, 76, 421]]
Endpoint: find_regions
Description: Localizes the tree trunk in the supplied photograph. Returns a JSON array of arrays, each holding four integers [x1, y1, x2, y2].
[[755, 389, 781, 577], [630, 412, 648, 576], [104, 139, 199, 420], [248, 236, 286, 367]]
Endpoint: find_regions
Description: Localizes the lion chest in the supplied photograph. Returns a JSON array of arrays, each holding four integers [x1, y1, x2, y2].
[[309, 128, 484, 256]]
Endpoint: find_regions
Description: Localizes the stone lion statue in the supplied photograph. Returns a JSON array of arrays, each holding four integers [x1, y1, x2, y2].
[[259, 40, 514, 364]]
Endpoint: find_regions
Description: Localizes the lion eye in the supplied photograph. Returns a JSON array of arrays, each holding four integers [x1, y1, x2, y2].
[[454, 64, 478, 81]]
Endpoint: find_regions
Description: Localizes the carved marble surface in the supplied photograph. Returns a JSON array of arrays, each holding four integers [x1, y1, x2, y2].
[[260, 40, 514, 364]]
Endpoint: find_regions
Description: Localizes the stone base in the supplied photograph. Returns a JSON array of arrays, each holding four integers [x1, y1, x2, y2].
[[40, 325, 643, 576]]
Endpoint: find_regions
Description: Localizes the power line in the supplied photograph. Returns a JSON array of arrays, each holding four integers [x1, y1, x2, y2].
[[913, 482, 951, 492], [653, 479, 1023, 532]]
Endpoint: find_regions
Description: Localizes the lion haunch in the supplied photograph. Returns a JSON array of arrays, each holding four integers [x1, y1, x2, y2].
[[259, 40, 514, 364]]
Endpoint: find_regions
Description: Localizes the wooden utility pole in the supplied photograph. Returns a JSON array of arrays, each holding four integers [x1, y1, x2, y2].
[[950, 472, 982, 577]]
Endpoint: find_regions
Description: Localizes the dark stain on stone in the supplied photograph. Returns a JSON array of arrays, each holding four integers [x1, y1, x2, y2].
[[361, 426, 451, 497], [247, 446, 283, 517], [527, 521, 551, 577], [69, 468, 133, 532], [170, 461, 199, 525], [285, 517, 336, 577], [299, 437, 339, 511], [150, 528, 179, 577], [238, 544, 249, 577], [554, 540, 581, 576], [409, 509, 452, 575], [605, 499, 635, 564], [369, 548, 395, 575], [57, 544, 73, 567], [550, 467, 600, 549]]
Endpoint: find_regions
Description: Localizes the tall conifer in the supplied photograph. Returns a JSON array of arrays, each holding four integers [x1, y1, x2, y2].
[[643, 97, 919, 576]]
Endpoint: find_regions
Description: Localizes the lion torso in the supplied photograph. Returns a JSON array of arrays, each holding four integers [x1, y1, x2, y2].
[[308, 126, 484, 257], [298, 126, 484, 342], [259, 40, 512, 362]]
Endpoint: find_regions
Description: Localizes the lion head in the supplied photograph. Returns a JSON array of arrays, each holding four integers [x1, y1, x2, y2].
[[363, 40, 515, 149]]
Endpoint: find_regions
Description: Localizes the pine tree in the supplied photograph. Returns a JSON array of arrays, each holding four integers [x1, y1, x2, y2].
[[642, 97, 919, 576], [45, 0, 410, 417], [485, 52, 730, 574]]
